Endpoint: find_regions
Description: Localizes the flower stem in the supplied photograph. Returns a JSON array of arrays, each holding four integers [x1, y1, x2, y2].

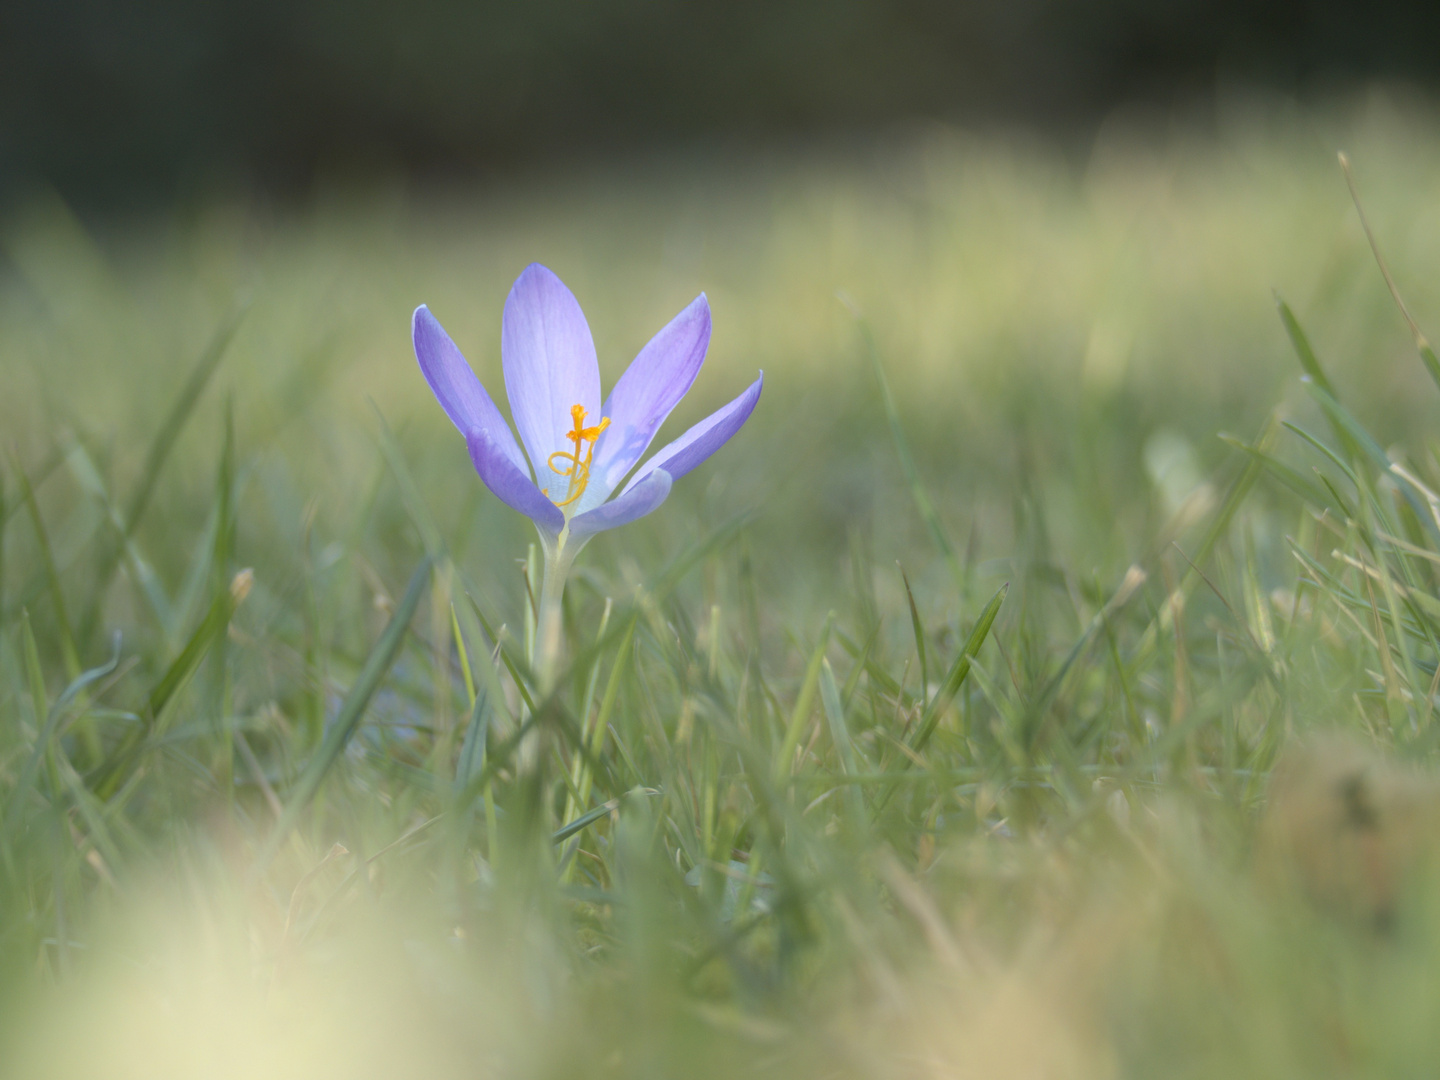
[[535, 542, 574, 695]]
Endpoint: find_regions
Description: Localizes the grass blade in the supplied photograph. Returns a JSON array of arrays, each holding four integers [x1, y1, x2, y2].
[[775, 613, 835, 785], [65, 438, 173, 632], [148, 585, 235, 722], [1303, 379, 1440, 547], [253, 556, 431, 875], [819, 657, 866, 826], [0, 444, 64, 531], [81, 305, 246, 640], [88, 584, 239, 800], [576, 615, 637, 813], [1274, 292, 1336, 398], [1034, 567, 1147, 751], [1216, 433, 1334, 510], [454, 685, 492, 797], [910, 583, 1007, 754], [552, 794, 643, 846], [869, 583, 1008, 818], [899, 564, 928, 701], [122, 307, 247, 538], [4, 631, 120, 837], [1340, 152, 1440, 395], [7, 450, 80, 679]]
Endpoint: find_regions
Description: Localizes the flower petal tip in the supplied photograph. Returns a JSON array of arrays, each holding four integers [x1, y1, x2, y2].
[[514, 263, 563, 290]]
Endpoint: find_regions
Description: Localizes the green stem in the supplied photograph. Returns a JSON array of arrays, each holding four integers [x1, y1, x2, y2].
[[535, 535, 577, 694]]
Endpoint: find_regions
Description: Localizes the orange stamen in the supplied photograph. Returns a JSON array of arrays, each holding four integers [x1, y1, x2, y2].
[[544, 404, 610, 509]]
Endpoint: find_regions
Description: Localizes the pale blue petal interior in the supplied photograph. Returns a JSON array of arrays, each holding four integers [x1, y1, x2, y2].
[[501, 264, 602, 481], [587, 294, 710, 506], [568, 469, 672, 538]]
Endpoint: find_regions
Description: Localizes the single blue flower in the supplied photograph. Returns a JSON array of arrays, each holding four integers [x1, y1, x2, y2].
[[414, 262, 761, 554], [412, 263, 761, 681]]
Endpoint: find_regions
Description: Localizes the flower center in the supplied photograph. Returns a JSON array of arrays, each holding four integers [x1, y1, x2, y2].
[[543, 404, 610, 509]]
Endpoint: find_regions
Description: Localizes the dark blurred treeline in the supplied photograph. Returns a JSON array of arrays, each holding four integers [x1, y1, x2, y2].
[[2, 0, 1436, 211]]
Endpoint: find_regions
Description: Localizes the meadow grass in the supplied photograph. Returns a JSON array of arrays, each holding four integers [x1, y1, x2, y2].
[[7, 97, 1440, 1077]]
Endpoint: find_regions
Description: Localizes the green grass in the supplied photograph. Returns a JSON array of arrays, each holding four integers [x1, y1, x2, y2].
[[8, 98, 1440, 1077]]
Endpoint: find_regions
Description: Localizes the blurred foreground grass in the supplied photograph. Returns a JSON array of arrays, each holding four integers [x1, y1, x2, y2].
[[7, 96, 1440, 1077]]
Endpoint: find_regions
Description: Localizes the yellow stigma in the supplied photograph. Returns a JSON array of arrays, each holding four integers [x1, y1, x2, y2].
[[543, 404, 610, 509]]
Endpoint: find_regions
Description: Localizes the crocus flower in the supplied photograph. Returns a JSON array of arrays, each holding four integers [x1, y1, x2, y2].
[[412, 263, 762, 681]]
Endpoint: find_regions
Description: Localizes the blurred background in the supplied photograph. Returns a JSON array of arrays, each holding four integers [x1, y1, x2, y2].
[[4, 0, 1440, 212]]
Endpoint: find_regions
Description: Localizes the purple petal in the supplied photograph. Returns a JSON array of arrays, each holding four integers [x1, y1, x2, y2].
[[413, 306, 529, 476], [501, 264, 602, 480], [591, 294, 711, 497], [466, 429, 565, 536], [622, 373, 763, 495], [568, 470, 672, 539]]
